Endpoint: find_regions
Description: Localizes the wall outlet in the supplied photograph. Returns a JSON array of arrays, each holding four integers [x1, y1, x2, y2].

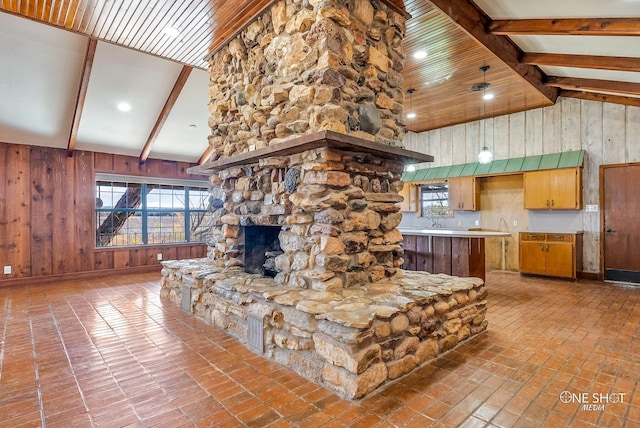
[[586, 204, 599, 212], [157, 253, 163, 261], [457, 220, 462, 226], [513, 220, 518, 227], [3, 266, 11, 275], [474, 220, 480, 226]]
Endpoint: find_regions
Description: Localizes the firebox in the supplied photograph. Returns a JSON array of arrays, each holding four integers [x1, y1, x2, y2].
[[241, 225, 282, 277]]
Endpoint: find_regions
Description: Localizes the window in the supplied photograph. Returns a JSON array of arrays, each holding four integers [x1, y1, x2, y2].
[[96, 175, 212, 247], [420, 182, 452, 217]]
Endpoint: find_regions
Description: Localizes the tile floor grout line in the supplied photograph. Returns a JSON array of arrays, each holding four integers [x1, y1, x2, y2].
[[47, 299, 94, 425], [0, 297, 9, 381], [28, 315, 47, 428]]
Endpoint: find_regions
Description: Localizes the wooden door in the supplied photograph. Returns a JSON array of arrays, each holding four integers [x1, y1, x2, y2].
[[603, 164, 640, 283], [545, 243, 574, 278], [448, 178, 462, 210], [524, 170, 550, 209], [549, 168, 580, 209], [520, 242, 545, 274]]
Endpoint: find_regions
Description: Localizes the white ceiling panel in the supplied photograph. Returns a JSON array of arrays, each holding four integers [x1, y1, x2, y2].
[[75, 41, 183, 156], [0, 13, 86, 148], [150, 69, 210, 162], [511, 35, 640, 57], [474, 0, 640, 19], [541, 66, 640, 84]]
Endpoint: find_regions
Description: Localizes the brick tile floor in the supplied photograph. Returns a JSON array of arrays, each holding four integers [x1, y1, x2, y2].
[[0, 271, 638, 427]]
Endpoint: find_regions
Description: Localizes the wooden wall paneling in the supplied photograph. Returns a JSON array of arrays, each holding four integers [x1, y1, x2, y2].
[[415, 235, 432, 272], [432, 237, 452, 275], [144, 159, 165, 177], [191, 245, 207, 258], [603, 103, 627, 164], [492, 115, 510, 161], [74, 151, 94, 272], [30, 147, 54, 276], [129, 248, 146, 267], [146, 248, 162, 266], [94, 152, 114, 172], [112, 154, 134, 175], [451, 124, 466, 165], [162, 246, 178, 261], [525, 109, 544, 156], [582, 100, 604, 273], [177, 246, 191, 260], [5, 145, 31, 277], [0, 145, 5, 270], [161, 160, 178, 177], [509, 112, 525, 158], [626, 106, 640, 163], [561, 97, 582, 152], [465, 121, 480, 164], [93, 250, 114, 270], [114, 250, 130, 269], [401, 234, 417, 271], [427, 129, 440, 167], [439, 127, 453, 167], [543, 104, 562, 154], [451, 237, 470, 278], [52, 150, 76, 274]]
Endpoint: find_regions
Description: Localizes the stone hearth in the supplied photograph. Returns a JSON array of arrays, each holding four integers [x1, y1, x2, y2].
[[161, 260, 487, 399], [160, 0, 489, 399]]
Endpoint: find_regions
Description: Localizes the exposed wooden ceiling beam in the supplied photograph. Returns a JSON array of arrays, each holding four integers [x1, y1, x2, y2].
[[428, 0, 557, 103], [489, 18, 640, 36], [67, 37, 97, 155], [523, 53, 640, 73], [139, 66, 192, 163], [546, 77, 640, 97], [559, 90, 640, 108], [198, 145, 214, 165]]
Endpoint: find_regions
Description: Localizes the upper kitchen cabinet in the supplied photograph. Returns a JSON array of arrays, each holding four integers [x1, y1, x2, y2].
[[448, 176, 480, 211], [524, 168, 582, 210]]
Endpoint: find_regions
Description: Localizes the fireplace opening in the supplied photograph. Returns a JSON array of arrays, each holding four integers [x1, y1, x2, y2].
[[243, 226, 282, 277]]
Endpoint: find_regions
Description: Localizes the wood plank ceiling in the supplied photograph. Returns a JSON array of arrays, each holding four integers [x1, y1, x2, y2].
[[1, 0, 639, 152]]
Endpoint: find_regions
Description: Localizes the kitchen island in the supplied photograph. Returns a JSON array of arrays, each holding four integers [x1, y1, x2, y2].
[[399, 228, 511, 281]]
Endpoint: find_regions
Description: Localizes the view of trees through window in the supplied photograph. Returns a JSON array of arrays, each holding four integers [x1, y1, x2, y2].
[[96, 178, 212, 247], [420, 182, 452, 218]]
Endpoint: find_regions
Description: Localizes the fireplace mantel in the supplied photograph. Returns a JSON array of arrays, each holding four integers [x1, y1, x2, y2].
[[188, 131, 433, 175]]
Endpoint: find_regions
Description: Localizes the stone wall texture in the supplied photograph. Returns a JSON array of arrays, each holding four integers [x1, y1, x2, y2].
[[161, 259, 488, 399], [207, 147, 406, 290], [207, 0, 407, 162]]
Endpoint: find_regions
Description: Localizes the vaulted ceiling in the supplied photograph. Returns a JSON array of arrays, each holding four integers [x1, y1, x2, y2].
[[1, 0, 638, 164]]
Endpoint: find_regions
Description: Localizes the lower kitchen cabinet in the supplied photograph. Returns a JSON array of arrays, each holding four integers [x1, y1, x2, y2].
[[519, 232, 583, 279], [402, 234, 485, 281]]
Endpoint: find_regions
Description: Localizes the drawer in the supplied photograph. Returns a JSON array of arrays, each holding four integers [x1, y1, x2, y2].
[[520, 233, 546, 242], [546, 234, 574, 242]]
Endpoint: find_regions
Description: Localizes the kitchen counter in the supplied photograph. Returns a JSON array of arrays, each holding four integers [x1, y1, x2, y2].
[[398, 228, 511, 238], [399, 228, 511, 281]]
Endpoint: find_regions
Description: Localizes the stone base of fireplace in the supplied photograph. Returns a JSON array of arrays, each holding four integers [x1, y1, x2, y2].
[[160, 259, 488, 399]]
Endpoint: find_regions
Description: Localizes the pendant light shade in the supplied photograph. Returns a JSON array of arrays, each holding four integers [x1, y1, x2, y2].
[[478, 146, 493, 164], [477, 65, 493, 164]]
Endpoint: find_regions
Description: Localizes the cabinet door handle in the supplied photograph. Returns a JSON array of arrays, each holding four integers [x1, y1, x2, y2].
[[546, 200, 550, 208], [605, 228, 616, 233], [551, 200, 554, 207]]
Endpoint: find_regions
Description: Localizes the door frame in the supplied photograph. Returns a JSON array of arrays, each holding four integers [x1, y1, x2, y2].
[[599, 161, 640, 281]]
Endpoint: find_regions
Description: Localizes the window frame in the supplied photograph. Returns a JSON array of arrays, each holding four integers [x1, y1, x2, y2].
[[95, 174, 210, 248]]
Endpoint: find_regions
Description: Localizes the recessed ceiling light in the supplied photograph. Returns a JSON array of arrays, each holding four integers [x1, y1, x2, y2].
[[413, 51, 427, 60], [483, 92, 494, 101], [117, 102, 131, 112], [407, 112, 416, 119], [162, 26, 180, 38]]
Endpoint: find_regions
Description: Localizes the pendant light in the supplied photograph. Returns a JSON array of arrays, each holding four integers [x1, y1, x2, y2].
[[477, 66, 493, 164], [406, 88, 416, 119]]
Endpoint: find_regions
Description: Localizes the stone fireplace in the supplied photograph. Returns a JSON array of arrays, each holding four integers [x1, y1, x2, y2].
[[160, 0, 488, 399]]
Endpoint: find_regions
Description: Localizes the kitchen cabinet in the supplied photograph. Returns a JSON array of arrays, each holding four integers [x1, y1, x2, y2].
[[519, 232, 583, 279], [524, 168, 582, 210], [448, 177, 479, 211], [399, 183, 419, 212]]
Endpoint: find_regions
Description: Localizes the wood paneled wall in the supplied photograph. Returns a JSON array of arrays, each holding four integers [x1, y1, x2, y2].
[[0, 143, 208, 285], [404, 97, 640, 275]]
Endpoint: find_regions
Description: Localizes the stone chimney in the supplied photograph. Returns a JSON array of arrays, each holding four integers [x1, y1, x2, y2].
[[207, 0, 408, 162]]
